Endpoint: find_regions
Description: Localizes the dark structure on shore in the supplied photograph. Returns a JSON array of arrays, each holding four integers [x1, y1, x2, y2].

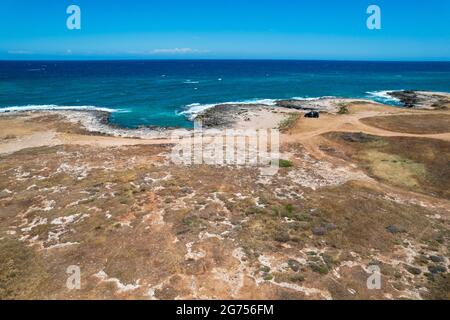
[[304, 111, 320, 118]]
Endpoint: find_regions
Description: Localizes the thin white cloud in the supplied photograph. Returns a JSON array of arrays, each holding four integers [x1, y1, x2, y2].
[[150, 48, 208, 55], [7, 50, 34, 55]]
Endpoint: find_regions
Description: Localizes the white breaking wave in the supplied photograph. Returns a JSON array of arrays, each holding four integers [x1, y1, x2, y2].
[[179, 98, 279, 120], [0, 105, 126, 113], [179, 103, 215, 119], [366, 90, 401, 104], [179, 96, 339, 120], [291, 96, 336, 101]]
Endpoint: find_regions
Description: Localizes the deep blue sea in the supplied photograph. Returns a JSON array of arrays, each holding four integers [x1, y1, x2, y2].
[[1, 60, 449, 128]]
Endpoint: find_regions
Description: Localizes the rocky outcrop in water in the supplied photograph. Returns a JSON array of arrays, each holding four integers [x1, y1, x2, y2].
[[194, 98, 345, 128], [275, 99, 335, 112], [276, 100, 311, 110], [195, 104, 262, 128], [389, 90, 450, 109]]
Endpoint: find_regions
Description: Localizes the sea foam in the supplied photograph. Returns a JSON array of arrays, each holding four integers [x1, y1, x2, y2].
[[179, 98, 278, 120], [366, 90, 401, 104], [179, 96, 338, 120], [0, 105, 124, 113]]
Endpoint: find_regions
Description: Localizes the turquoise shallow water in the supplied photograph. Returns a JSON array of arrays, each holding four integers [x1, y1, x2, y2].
[[0, 60, 449, 128]]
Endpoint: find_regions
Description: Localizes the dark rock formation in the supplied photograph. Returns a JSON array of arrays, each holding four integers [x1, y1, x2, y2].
[[389, 90, 419, 108], [429, 255, 445, 263], [386, 225, 404, 234], [288, 259, 301, 272], [276, 100, 310, 110], [312, 226, 327, 236], [405, 265, 422, 275], [195, 104, 254, 128], [428, 265, 447, 274], [388, 90, 450, 109]]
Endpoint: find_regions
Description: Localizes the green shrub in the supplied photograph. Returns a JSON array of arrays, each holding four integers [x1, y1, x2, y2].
[[279, 159, 293, 168], [338, 104, 349, 114]]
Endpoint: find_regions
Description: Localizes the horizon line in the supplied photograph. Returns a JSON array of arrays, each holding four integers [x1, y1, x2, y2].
[[1, 58, 450, 63]]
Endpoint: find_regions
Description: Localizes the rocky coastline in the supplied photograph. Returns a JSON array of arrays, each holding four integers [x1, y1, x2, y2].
[[388, 90, 450, 109], [1, 91, 449, 137]]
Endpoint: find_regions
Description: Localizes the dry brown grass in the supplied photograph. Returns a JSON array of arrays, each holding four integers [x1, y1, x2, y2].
[[361, 114, 450, 134], [322, 132, 450, 199], [278, 113, 301, 133], [0, 238, 48, 299], [1, 110, 449, 299]]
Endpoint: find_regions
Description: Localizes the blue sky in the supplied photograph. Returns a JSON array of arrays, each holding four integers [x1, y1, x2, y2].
[[1, 0, 449, 60]]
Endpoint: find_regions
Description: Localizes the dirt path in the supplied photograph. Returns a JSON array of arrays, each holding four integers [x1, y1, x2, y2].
[[0, 131, 61, 154], [59, 133, 172, 147], [283, 108, 450, 162], [1, 105, 449, 156]]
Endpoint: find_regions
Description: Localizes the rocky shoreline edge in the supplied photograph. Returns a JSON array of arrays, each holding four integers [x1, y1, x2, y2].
[[1, 90, 448, 138]]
